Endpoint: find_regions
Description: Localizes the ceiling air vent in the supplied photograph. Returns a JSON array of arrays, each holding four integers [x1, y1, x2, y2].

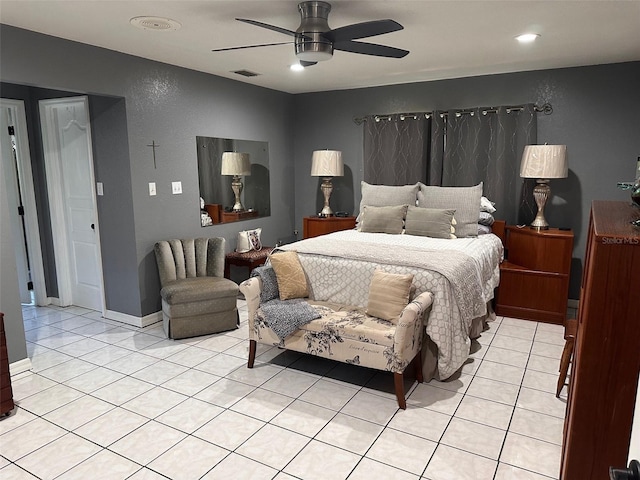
[[232, 70, 260, 77]]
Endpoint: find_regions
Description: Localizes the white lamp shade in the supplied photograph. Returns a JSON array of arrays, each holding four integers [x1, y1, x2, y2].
[[311, 150, 344, 177], [221, 152, 251, 176], [520, 145, 568, 179]]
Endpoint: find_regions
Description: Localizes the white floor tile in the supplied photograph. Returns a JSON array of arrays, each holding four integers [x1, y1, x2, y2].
[[79, 344, 133, 366], [440, 417, 506, 460], [454, 395, 514, 430], [43, 395, 114, 430], [261, 368, 319, 397], [526, 354, 561, 375], [236, 424, 309, 470], [496, 324, 536, 340], [349, 457, 419, 480], [63, 366, 124, 393], [315, 413, 384, 455], [121, 386, 188, 418], [91, 376, 154, 405], [494, 462, 557, 480], [0, 407, 38, 435], [109, 420, 187, 465], [0, 417, 66, 461], [15, 433, 101, 479], [161, 369, 220, 396], [465, 376, 520, 406], [193, 409, 265, 450], [130, 360, 189, 384], [522, 369, 558, 394], [155, 397, 224, 433], [230, 387, 294, 422], [407, 383, 464, 415], [194, 378, 255, 408], [147, 436, 229, 480], [366, 426, 437, 475], [127, 468, 168, 480], [225, 362, 282, 387], [500, 432, 561, 478], [475, 360, 525, 386], [18, 383, 84, 416], [8, 373, 57, 402], [104, 351, 159, 375], [283, 439, 360, 480], [530, 342, 564, 360], [270, 399, 336, 437], [201, 452, 278, 480], [509, 408, 564, 445], [74, 407, 149, 447], [423, 444, 497, 480], [387, 405, 451, 442], [37, 357, 98, 383], [534, 330, 565, 346], [490, 335, 532, 354], [56, 449, 140, 480], [0, 462, 40, 479], [516, 387, 567, 419], [164, 346, 217, 367], [197, 334, 244, 352], [195, 353, 247, 377], [298, 378, 359, 411], [340, 390, 399, 425], [484, 346, 530, 369]]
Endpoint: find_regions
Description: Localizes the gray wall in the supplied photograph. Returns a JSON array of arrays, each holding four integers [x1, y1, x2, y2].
[[0, 25, 296, 322], [293, 62, 640, 298]]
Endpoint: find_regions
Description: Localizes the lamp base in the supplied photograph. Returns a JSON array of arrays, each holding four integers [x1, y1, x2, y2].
[[231, 176, 244, 212], [530, 179, 551, 230], [319, 177, 334, 217]]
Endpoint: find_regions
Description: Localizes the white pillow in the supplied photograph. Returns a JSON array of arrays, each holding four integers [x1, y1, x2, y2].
[[480, 196, 497, 213]]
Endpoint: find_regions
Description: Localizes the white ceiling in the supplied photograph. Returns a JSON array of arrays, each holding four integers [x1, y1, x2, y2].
[[1, 1, 639, 94]]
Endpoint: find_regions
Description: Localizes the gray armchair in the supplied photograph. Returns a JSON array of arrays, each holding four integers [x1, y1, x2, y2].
[[154, 237, 239, 339]]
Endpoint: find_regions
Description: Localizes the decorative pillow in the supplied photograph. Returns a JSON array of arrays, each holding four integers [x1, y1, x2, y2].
[[359, 205, 408, 234], [357, 182, 419, 223], [480, 196, 497, 213], [405, 206, 457, 239], [269, 251, 309, 300], [478, 224, 492, 235], [367, 269, 414, 324], [478, 211, 495, 226], [417, 183, 483, 238]]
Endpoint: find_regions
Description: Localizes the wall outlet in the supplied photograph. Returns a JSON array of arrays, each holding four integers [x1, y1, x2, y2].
[[149, 182, 156, 196], [172, 181, 182, 194], [96, 182, 104, 196]]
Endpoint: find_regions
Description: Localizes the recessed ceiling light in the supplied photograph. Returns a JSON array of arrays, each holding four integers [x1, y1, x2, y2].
[[516, 33, 540, 43], [290, 63, 305, 72], [130, 16, 181, 31]]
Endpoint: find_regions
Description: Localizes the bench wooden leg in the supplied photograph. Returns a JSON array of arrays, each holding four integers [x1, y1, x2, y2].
[[413, 351, 423, 384], [394, 372, 407, 410], [248, 340, 256, 368]]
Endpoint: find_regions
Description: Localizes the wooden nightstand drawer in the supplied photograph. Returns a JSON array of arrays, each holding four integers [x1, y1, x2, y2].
[[303, 216, 356, 239]]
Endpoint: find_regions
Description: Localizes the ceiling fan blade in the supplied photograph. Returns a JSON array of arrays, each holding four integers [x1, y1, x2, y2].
[[212, 42, 292, 53], [334, 40, 409, 58], [300, 60, 317, 67], [324, 19, 403, 42], [236, 18, 305, 38]]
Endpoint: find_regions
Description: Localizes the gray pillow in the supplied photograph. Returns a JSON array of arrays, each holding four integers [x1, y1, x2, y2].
[[405, 206, 456, 238], [478, 211, 495, 226], [359, 205, 408, 234], [357, 182, 419, 224], [417, 183, 483, 237]]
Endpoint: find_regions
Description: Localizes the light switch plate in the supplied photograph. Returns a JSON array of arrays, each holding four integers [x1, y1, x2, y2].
[[96, 182, 104, 196], [172, 181, 182, 194], [149, 182, 156, 196]]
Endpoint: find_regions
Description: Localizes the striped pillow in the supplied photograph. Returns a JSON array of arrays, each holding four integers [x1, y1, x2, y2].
[[366, 269, 414, 324]]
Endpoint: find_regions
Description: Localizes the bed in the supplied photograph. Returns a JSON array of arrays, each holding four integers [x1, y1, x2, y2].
[[276, 181, 504, 380]]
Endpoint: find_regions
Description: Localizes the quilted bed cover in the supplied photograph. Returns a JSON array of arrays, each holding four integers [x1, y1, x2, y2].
[[279, 230, 504, 379]]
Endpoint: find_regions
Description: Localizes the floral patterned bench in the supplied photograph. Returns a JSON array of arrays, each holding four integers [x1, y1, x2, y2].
[[239, 273, 434, 409]]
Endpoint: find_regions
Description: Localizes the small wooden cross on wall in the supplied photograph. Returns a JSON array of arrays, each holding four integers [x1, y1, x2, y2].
[[147, 140, 159, 169]]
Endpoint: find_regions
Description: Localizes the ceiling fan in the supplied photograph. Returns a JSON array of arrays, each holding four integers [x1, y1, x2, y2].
[[212, 1, 409, 67]]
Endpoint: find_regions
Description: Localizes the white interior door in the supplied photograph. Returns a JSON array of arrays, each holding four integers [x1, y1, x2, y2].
[[40, 96, 104, 312], [0, 106, 30, 303]]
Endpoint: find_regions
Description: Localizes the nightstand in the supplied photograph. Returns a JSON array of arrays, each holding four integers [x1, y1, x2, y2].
[[303, 216, 356, 239], [495, 226, 573, 324]]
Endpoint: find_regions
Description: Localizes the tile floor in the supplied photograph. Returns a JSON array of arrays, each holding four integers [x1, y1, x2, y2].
[[1, 300, 569, 480]]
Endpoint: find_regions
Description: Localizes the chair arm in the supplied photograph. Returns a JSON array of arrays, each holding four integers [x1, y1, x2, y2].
[[239, 276, 262, 329], [393, 291, 434, 367]]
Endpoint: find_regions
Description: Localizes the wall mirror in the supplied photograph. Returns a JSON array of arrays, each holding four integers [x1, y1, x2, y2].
[[197, 136, 270, 226]]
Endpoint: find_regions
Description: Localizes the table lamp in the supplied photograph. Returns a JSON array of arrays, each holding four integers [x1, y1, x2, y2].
[[311, 150, 344, 216], [221, 152, 251, 212], [520, 144, 568, 229]]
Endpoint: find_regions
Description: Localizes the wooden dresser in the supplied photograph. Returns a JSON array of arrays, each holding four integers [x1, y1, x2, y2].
[[561, 201, 640, 480], [495, 225, 573, 324]]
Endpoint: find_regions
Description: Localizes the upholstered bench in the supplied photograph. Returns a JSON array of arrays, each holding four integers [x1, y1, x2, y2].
[[239, 260, 434, 409]]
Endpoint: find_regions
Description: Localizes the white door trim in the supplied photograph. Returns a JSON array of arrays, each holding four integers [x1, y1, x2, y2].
[[0, 98, 47, 306], [39, 96, 106, 313]]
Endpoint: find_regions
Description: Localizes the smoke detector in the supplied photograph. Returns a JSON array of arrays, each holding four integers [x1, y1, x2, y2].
[[130, 16, 181, 31]]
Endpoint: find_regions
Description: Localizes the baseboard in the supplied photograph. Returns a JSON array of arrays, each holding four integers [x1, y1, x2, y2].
[[105, 309, 162, 328], [48, 297, 61, 307], [568, 299, 579, 309], [10, 357, 32, 378]]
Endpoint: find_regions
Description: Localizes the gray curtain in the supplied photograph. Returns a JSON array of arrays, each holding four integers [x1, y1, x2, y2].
[[363, 114, 430, 185], [429, 105, 537, 225]]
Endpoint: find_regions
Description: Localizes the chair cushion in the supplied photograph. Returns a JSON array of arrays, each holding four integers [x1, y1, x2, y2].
[[161, 277, 238, 305]]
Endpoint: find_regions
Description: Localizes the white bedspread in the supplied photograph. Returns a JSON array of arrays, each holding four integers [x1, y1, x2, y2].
[[279, 231, 503, 378]]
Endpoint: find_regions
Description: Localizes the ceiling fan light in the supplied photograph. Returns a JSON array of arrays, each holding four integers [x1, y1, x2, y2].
[[290, 63, 305, 71], [296, 49, 333, 62], [516, 33, 540, 43]]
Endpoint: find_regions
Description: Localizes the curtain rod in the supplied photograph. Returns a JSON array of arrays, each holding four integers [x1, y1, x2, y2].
[[352, 102, 553, 125]]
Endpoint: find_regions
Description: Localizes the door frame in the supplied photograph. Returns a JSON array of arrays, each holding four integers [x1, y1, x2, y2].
[[39, 96, 106, 313], [0, 98, 47, 306]]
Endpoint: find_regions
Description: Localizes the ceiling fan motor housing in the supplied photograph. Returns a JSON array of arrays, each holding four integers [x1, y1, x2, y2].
[[295, 1, 333, 62]]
